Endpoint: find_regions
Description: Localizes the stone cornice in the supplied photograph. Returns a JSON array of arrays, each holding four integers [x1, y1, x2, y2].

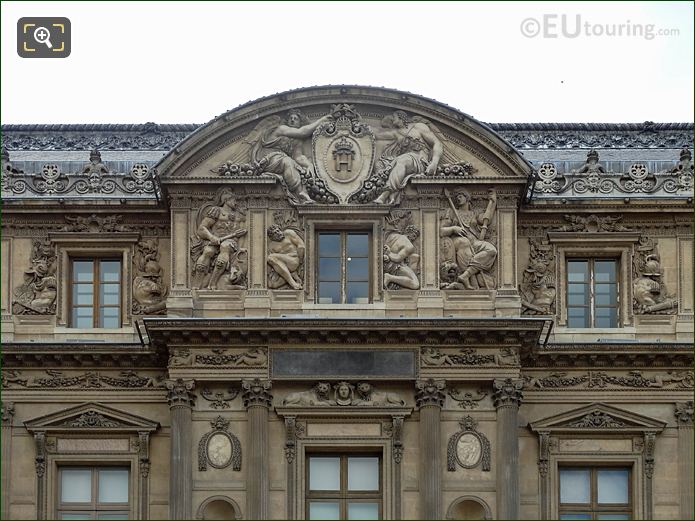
[[523, 342, 694, 368]]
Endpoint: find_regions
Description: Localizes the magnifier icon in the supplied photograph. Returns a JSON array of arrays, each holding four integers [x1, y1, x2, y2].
[[33, 26, 53, 49]]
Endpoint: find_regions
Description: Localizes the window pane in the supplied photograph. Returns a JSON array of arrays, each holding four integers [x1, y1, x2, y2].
[[73, 261, 94, 282], [73, 309, 94, 329], [73, 285, 94, 306], [347, 282, 369, 304], [597, 515, 630, 520], [97, 515, 129, 520], [319, 258, 341, 281], [595, 307, 618, 328], [61, 515, 92, 520], [347, 258, 369, 282], [598, 469, 629, 504], [309, 502, 340, 520], [568, 308, 590, 328], [347, 234, 369, 257], [100, 307, 121, 328], [98, 469, 129, 503], [568, 284, 589, 306], [319, 234, 341, 257], [61, 469, 92, 503], [348, 502, 380, 520], [595, 260, 617, 282], [100, 261, 121, 282], [595, 285, 617, 306], [568, 261, 588, 282], [309, 457, 340, 490], [100, 284, 121, 306], [560, 469, 591, 504], [560, 516, 592, 520], [348, 457, 379, 490], [318, 282, 341, 304]]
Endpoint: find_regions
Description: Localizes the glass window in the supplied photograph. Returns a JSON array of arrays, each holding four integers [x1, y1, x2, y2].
[[58, 467, 129, 520], [307, 454, 381, 520], [567, 259, 619, 328], [71, 259, 121, 328], [317, 232, 371, 304], [559, 467, 631, 520]]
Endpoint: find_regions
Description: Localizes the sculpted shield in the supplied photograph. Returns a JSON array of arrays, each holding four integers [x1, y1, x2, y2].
[[312, 104, 375, 204]]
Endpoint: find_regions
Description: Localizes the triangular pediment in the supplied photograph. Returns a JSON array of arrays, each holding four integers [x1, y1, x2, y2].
[[155, 86, 533, 205], [25, 402, 159, 433], [529, 403, 666, 433]]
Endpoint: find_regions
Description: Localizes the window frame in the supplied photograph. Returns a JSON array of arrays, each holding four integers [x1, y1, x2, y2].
[[316, 231, 373, 305], [57, 465, 130, 520], [69, 257, 123, 329], [558, 465, 632, 520], [305, 453, 383, 520], [565, 257, 620, 328]]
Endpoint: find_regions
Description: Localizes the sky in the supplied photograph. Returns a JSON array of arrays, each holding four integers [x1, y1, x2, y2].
[[1, 1, 693, 124]]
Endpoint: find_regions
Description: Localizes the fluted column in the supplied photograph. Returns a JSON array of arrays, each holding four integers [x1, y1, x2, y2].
[[165, 379, 196, 520], [2, 402, 15, 520], [493, 378, 523, 520], [415, 379, 446, 519], [243, 379, 273, 519], [676, 401, 694, 519]]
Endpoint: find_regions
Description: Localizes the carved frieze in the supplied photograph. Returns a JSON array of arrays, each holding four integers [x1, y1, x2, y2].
[[447, 416, 491, 472], [421, 347, 518, 367], [524, 370, 694, 390], [383, 210, 420, 290], [282, 381, 406, 407], [554, 214, 630, 233], [194, 347, 268, 367], [632, 236, 677, 314], [267, 210, 305, 290], [132, 239, 168, 315], [61, 214, 132, 233], [190, 188, 248, 290], [520, 238, 556, 315], [12, 237, 57, 315], [440, 188, 497, 290], [1, 370, 163, 389], [198, 416, 241, 471]]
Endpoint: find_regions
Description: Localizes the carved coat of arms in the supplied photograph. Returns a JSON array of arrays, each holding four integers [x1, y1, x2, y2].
[[312, 104, 375, 204]]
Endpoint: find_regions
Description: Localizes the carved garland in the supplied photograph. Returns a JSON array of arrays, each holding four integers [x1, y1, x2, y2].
[[447, 416, 491, 472], [198, 416, 242, 471]]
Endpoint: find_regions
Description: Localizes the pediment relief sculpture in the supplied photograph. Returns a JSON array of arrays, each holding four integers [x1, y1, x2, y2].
[[12, 237, 57, 315], [440, 188, 498, 290], [384, 210, 420, 290], [632, 236, 677, 314], [282, 381, 406, 407], [554, 214, 630, 233], [190, 188, 248, 290], [267, 210, 305, 290]]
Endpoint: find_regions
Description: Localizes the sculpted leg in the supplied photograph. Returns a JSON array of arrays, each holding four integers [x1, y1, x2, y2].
[[268, 254, 301, 290]]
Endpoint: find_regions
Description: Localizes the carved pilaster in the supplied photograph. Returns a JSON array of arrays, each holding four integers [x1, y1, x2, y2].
[[165, 379, 195, 520], [538, 431, 551, 520], [494, 378, 523, 520], [392, 415, 404, 520], [415, 378, 446, 408], [1, 402, 15, 520], [137, 432, 151, 520], [284, 416, 297, 520], [243, 379, 272, 519], [34, 431, 47, 519], [643, 431, 656, 520], [675, 401, 693, 519], [416, 379, 444, 519]]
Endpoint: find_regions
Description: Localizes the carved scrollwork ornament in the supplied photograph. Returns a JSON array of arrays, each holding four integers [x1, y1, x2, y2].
[[1, 401, 16, 424], [675, 401, 694, 425], [387, 416, 405, 464], [201, 387, 239, 409], [284, 416, 298, 464], [538, 431, 551, 477], [165, 378, 196, 408], [643, 431, 656, 479], [415, 378, 446, 408], [492, 378, 523, 409], [241, 379, 273, 409], [137, 432, 151, 478], [198, 416, 242, 472], [447, 416, 491, 472], [448, 388, 487, 410], [34, 431, 47, 477]]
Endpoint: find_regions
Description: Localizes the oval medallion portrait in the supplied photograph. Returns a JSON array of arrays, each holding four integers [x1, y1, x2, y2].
[[207, 432, 233, 468], [456, 432, 482, 468]]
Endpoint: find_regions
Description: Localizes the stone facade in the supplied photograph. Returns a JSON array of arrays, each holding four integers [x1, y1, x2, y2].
[[1, 86, 693, 520]]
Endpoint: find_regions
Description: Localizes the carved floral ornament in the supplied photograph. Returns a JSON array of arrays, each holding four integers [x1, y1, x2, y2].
[[1, 369, 163, 389], [447, 416, 491, 472]]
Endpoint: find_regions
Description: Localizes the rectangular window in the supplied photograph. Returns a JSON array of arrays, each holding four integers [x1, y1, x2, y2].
[[559, 467, 631, 520], [306, 454, 381, 520], [71, 259, 122, 328], [567, 259, 618, 328], [58, 467, 129, 520], [317, 232, 371, 304]]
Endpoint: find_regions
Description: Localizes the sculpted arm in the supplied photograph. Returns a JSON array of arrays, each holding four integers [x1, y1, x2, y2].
[[418, 123, 443, 175], [386, 236, 414, 263], [197, 211, 221, 244], [286, 229, 306, 258], [276, 115, 331, 139]]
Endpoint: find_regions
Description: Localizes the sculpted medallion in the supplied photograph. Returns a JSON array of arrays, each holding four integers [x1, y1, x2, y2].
[[206, 432, 233, 468]]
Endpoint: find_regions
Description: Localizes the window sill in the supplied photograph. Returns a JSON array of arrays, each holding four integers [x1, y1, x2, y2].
[[53, 326, 139, 341], [551, 326, 637, 343]]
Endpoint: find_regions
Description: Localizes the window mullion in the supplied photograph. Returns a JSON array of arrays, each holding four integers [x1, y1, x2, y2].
[[341, 233, 347, 304], [93, 260, 100, 328]]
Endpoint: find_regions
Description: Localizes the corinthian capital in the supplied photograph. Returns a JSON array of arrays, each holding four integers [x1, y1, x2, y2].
[[415, 378, 446, 408], [165, 378, 196, 408], [675, 401, 694, 426], [242, 378, 273, 409], [493, 378, 523, 408], [1, 401, 15, 425]]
